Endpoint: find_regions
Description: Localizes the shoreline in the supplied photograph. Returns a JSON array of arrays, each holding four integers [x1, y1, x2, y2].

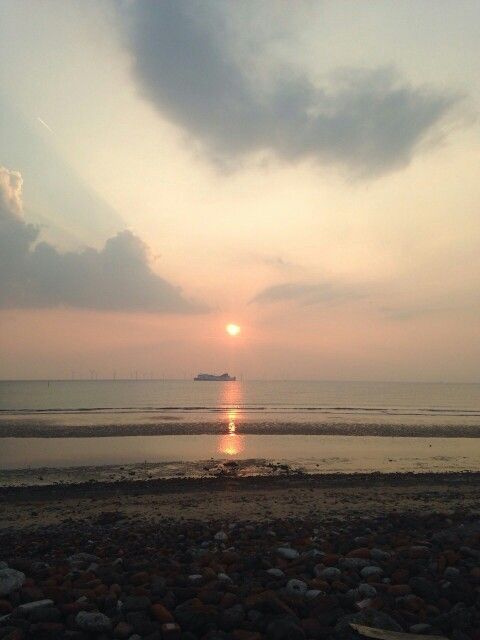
[[2, 471, 479, 531], [2, 469, 480, 496]]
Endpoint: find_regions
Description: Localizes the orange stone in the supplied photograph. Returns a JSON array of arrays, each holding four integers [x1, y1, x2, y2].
[[346, 548, 371, 559], [151, 603, 174, 623]]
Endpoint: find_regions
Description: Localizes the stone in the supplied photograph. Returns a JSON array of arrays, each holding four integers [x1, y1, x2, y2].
[[75, 610, 112, 632], [220, 603, 245, 629], [286, 579, 308, 597], [410, 577, 439, 600], [340, 557, 370, 570], [161, 622, 182, 640], [0, 569, 25, 596], [357, 584, 377, 598], [68, 553, 100, 564], [335, 610, 403, 638], [122, 595, 151, 611], [444, 566, 460, 579], [29, 606, 62, 623], [266, 568, 285, 578], [151, 603, 174, 623], [410, 623, 433, 634], [267, 616, 306, 640], [114, 621, 134, 639], [16, 599, 54, 614], [360, 566, 383, 579], [277, 548, 299, 560], [215, 531, 228, 542], [318, 567, 341, 580], [370, 548, 391, 562], [217, 572, 232, 583]]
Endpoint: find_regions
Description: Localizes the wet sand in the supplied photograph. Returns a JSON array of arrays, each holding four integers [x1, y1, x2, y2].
[[2, 418, 480, 437]]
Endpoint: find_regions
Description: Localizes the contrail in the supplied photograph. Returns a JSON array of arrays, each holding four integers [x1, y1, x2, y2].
[[37, 117, 54, 134]]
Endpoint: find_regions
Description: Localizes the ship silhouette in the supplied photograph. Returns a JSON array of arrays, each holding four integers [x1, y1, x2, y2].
[[194, 372, 236, 381]]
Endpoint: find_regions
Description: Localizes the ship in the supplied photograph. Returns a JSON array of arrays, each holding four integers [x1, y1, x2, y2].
[[194, 372, 236, 381]]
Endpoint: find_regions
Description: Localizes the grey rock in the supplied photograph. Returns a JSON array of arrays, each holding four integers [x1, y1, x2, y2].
[[286, 579, 308, 597], [358, 583, 377, 598], [276, 547, 299, 560], [68, 552, 100, 564], [266, 568, 285, 578], [318, 566, 342, 580], [0, 567, 26, 596], [188, 574, 203, 583], [460, 545, 480, 559], [305, 589, 324, 600], [410, 623, 433, 634], [17, 599, 54, 613], [360, 565, 383, 579], [214, 530, 228, 542], [340, 557, 371, 570], [217, 572, 232, 582], [370, 548, 391, 561], [444, 566, 460, 579], [75, 610, 112, 632]]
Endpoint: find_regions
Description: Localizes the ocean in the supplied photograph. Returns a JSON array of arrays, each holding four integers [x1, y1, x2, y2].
[[1, 379, 480, 483]]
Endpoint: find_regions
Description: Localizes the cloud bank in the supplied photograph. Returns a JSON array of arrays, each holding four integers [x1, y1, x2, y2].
[[252, 281, 366, 306], [126, 1, 457, 176], [0, 167, 203, 313]]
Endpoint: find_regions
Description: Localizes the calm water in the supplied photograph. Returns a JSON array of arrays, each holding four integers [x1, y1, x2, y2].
[[1, 380, 480, 477], [1, 379, 480, 421]]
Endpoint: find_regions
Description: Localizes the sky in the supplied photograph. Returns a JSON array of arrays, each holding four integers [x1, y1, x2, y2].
[[1, 0, 480, 381]]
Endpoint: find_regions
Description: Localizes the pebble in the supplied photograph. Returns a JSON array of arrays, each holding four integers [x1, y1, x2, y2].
[[318, 566, 341, 580], [444, 566, 461, 579], [16, 600, 54, 613], [340, 557, 370, 570], [276, 547, 299, 560], [214, 530, 228, 542], [360, 565, 383, 579], [0, 568, 25, 597], [357, 583, 377, 598], [0, 511, 478, 639], [75, 610, 112, 632], [286, 578, 308, 597], [266, 568, 285, 578]]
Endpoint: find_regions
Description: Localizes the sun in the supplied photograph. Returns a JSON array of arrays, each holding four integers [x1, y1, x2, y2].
[[226, 323, 241, 336]]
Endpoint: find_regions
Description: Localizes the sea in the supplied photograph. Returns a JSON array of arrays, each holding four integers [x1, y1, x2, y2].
[[1, 379, 480, 485]]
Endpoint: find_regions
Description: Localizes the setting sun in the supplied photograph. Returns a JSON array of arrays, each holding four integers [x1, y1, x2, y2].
[[226, 323, 241, 336]]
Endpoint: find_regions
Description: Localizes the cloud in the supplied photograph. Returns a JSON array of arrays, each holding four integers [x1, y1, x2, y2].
[[125, 2, 458, 176], [252, 281, 366, 306], [0, 167, 204, 313]]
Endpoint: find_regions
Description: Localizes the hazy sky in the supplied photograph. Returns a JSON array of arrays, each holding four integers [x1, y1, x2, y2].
[[1, 0, 480, 381]]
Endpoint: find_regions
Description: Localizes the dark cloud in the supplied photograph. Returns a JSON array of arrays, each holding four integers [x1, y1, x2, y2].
[[0, 167, 204, 313], [252, 281, 366, 306], [126, 2, 458, 176]]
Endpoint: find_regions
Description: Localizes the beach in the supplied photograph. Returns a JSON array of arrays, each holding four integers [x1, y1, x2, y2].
[[1, 472, 480, 639], [1, 471, 479, 529]]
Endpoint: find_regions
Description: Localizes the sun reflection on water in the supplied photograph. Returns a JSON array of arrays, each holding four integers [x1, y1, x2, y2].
[[217, 382, 245, 456]]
